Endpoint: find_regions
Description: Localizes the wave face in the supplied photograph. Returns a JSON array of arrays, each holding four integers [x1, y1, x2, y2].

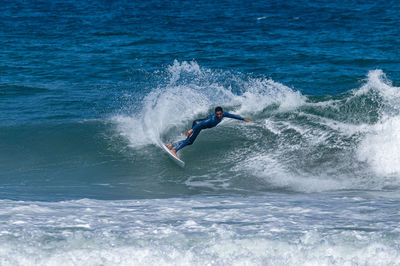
[[1, 62, 400, 202], [2, 62, 400, 200]]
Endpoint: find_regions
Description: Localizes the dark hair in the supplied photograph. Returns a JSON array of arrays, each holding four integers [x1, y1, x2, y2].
[[215, 106, 223, 113]]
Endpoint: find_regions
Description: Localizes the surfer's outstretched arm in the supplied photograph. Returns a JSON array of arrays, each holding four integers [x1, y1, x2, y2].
[[223, 112, 252, 123]]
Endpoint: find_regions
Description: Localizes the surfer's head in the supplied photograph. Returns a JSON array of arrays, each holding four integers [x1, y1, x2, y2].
[[215, 106, 223, 119]]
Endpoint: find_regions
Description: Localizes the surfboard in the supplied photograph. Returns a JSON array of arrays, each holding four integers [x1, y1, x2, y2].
[[158, 141, 185, 168]]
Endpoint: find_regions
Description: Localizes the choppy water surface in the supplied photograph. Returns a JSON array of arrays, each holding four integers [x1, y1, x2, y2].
[[1, 0, 400, 265]]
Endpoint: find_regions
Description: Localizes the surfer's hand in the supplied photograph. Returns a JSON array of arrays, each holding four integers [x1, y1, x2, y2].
[[185, 129, 193, 136], [244, 119, 252, 123]]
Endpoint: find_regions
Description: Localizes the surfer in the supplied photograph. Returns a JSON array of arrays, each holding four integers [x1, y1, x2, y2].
[[166, 107, 252, 157]]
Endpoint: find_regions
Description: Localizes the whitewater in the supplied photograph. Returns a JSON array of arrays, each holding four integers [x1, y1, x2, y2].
[[1, 194, 399, 265]]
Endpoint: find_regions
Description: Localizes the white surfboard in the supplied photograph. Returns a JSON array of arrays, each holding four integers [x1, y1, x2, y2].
[[158, 140, 185, 168]]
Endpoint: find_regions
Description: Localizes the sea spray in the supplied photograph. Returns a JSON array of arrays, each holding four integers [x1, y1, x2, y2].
[[114, 61, 305, 149]]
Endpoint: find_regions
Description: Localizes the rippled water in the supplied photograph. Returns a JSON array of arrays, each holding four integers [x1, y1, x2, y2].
[[1, 0, 399, 265]]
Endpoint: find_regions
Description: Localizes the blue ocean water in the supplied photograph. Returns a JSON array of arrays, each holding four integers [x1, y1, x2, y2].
[[1, 0, 400, 264]]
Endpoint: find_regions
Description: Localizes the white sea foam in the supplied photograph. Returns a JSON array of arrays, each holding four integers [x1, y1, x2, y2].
[[354, 70, 400, 177], [358, 116, 400, 177], [236, 69, 400, 192], [0, 196, 398, 265]]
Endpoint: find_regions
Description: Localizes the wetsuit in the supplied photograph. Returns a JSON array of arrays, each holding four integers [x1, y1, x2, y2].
[[172, 112, 244, 152]]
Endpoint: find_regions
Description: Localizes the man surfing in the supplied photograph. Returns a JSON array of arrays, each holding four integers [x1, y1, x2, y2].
[[166, 107, 252, 158]]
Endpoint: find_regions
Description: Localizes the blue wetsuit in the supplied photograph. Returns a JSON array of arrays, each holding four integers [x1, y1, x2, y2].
[[172, 112, 244, 152]]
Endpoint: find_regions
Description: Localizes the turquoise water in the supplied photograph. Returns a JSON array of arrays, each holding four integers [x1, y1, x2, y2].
[[1, 0, 400, 264]]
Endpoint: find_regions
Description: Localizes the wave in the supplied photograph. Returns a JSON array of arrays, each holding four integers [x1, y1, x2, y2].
[[2, 62, 399, 199], [114, 62, 400, 193]]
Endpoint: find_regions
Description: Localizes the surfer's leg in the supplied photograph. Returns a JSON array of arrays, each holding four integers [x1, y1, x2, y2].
[[172, 139, 190, 152], [187, 128, 201, 144], [174, 128, 201, 152], [171, 129, 201, 152]]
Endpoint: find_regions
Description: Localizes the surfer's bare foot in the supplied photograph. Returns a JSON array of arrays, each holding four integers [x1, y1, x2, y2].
[[170, 149, 178, 158], [166, 143, 172, 150]]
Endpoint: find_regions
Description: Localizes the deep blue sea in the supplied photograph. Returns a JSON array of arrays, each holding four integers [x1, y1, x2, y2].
[[1, 0, 400, 265]]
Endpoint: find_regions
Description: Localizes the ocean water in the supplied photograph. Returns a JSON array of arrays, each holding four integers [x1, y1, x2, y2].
[[1, 0, 400, 265]]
